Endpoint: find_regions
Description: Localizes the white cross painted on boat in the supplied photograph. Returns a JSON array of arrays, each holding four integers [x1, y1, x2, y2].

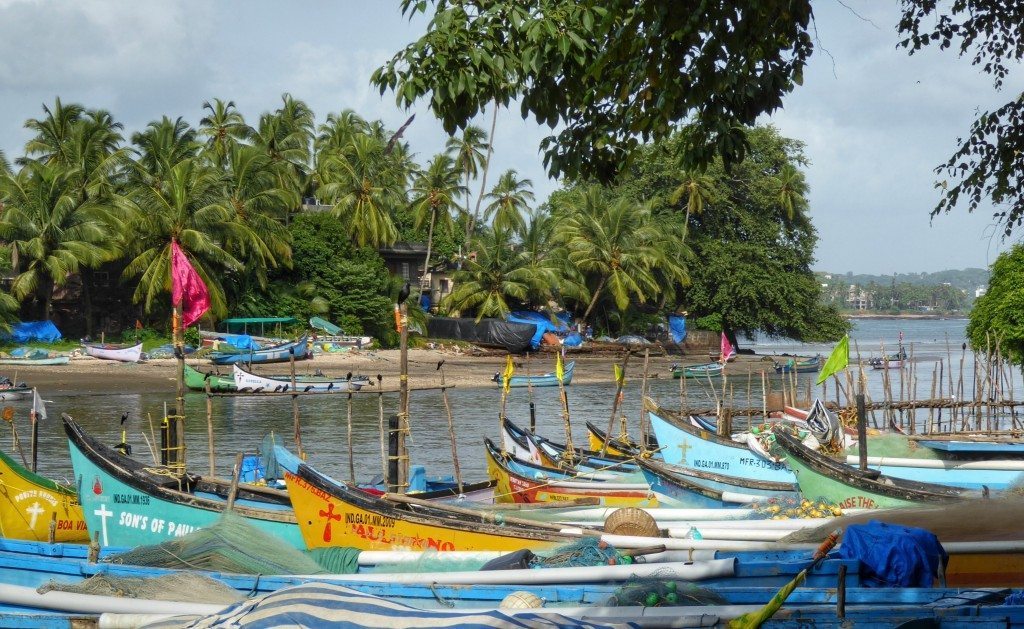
[[94, 504, 112, 546], [26, 502, 43, 530]]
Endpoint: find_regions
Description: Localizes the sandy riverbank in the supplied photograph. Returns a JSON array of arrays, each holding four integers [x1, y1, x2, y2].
[[3, 349, 810, 395]]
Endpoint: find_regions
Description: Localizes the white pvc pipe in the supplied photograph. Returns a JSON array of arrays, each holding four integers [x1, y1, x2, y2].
[[291, 558, 735, 585], [541, 480, 651, 490], [846, 455, 1024, 471], [358, 550, 504, 565], [513, 507, 759, 521], [0, 583, 228, 616], [99, 614, 179, 629], [666, 518, 831, 532], [720, 491, 777, 504], [667, 528, 790, 542]]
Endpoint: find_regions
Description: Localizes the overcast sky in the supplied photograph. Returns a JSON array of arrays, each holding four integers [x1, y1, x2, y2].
[[0, 1, 1020, 275]]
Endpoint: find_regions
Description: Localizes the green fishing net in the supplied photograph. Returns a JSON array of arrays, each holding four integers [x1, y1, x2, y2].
[[603, 575, 726, 607], [107, 513, 328, 575], [38, 572, 244, 605]]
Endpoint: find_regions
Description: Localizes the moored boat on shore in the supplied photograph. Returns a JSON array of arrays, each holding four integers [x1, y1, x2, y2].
[[209, 336, 310, 365], [0, 447, 88, 542], [82, 342, 142, 363]]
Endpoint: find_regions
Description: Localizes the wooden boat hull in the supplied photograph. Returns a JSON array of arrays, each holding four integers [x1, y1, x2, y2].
[[63, 415, 303, 548], [484, 439, 658, 508], [0, 387, 32, 401], [210, 336, 311, 365], [500, 419, 636, 474], [636, 457, 800, 508], [0, 357, 69, 366], [83, 343, 142, 363], [772, 430, 975, 509], [183, 364, 235, 392], [0, 449, 87, 542], [232, 364, 365, 393], [774, 355, 822, 374], [672, 362, 723, 379], [585, 424, 636, 458], [281, 453, 577, 552], [498, 361, 574, 388]]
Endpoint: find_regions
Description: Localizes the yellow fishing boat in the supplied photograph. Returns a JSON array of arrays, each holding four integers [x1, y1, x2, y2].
[[585, 421, 638, 459], [0, 448, 88, 542], [485, 439, 659, 508], [284, 458, 579, 552]]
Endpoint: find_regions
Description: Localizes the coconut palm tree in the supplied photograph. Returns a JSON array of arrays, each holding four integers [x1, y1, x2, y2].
[[553, 186, 679, 323], [483, 169, 533, 234], [199, 99, 253, 168], [670, 170, 715, 241], [130, 117, 200, 186], [409, 154, 465, 288], [776, 163, 808, 221], [20, 98, 87, 166], [0, 162, 116, 319], [320, 134, 401, 247], [122, 158, 238, 317], [445, 125, 488, 247], [442, 226, 555, 320]]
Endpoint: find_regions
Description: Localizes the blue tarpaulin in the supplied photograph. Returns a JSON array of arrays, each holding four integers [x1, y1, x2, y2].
[[839, 521, 947, 588], [563, 333, 583, 347], [507, 311, 571, 349], [669, 314, 687, 344], [3, 321, 62, 343], [218, 334, 259, 350]]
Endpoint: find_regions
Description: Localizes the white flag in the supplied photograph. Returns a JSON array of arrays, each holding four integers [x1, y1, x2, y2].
[[31, 388, 46, 421]]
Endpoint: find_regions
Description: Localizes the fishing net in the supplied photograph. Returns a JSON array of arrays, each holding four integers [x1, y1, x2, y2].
[[748, 496, 844, 520], [531, 537, 624, 568], [603, 573, 726, 607], [844, 432, 940, 460], [38, 572, 243, 605], [107, 513, 327, 575], [364, 550, 492, 574]]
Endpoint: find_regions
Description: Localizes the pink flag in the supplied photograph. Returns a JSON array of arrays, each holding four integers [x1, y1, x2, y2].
[[720, 333, 736, 363], [171, 241, 210, 327]]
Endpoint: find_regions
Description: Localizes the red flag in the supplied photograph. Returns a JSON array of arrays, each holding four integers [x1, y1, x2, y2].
[[171, 241, 210, 327], [720, 333, 736, 364]]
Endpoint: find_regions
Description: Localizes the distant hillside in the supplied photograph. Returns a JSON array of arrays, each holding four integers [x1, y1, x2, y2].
[[818, 268, 990, 293]]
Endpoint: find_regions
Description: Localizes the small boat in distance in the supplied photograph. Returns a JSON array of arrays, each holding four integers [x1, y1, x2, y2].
[[671, 362, 723, 379], [869, 347, 907, 370], [210, 336, 311, 365], [233, 363, 369, 393], [184, 364, 236, 392], [0, 347, 70, 366], [491, 360, 574, 387], [83, 341, 143, 363], [774, 354, 822, 374]]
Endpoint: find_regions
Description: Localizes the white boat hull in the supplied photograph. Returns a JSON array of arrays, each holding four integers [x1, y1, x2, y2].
[[83, 343, 143, 363], [232, 365, 365, 393]]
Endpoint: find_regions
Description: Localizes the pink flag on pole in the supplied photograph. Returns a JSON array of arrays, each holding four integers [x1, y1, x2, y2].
[[720, 333, 736, 364], [171, 241, 210, 327]]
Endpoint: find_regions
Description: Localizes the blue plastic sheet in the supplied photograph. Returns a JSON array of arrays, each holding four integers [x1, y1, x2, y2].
[[669, 314, 687, 344], [3, 321, 62, 343], [839, 521, 947, 588], [563, 333, 583, 347], [507, 311, 570, 349], [218, 334, 259, 350]]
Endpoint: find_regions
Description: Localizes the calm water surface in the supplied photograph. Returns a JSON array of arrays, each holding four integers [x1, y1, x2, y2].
[[17, 318, 997, 486]]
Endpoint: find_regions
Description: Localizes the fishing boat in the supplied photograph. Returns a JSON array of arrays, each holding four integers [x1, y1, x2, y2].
[[183, 364, 235, 392], [280, 446, 584, 552], [909, 432, 1024, 456], [771, 429, 979, 509], [869, 347, 907, 370], [0, 447, 88, 542], [63, 415, 304, 549], [671, 362, 723, 379], [209, 336, 311, 365], [0, 348, 70, 366], [584, 421, 646, 457], [485, 439, 659, 507], [501, 419, 636, 473], [773, 354, 822, 374], [0, 382, 32, 401], [492, 361, 574, 388], [82, 342, 142, 363], [635, 456, 800, 508], [232, 364, 368, 393], [309, 316, 372, 349]]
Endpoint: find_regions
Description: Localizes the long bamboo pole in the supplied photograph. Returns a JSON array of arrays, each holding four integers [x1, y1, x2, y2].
[[438, 361, 462, 492], [601, 351, 631, 454]]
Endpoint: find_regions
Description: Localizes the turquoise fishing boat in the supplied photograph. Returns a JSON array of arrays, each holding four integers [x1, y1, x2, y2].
[[647, 400, 1024, 489], [635, 456, 800, 507], [671, 362, 723, 379], [492, 361, 575, 387], [210, 336, 311, 365], [63, 415, 304, 549]]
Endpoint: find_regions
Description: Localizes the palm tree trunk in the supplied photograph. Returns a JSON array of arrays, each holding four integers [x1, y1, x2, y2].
[[43, 280, 53, 322], [581, 277, 608, 324], [422, 208, 436, 295], [469, 103, 499, 237], [462, 168, 472, 257], [81, 268, 93, 337]]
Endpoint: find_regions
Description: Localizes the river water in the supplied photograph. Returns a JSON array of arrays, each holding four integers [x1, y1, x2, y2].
[[15, 318, 995, 487]]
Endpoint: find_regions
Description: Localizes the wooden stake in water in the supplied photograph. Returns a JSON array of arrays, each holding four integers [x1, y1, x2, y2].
[[289, 347, 303, 458], [346, 373, 355, 484], [377, 374, 386, 479], [437, 360, 463, 493], [556, 352, 574, 461], [602, 351, 631, 454], [638, 349, 651, 444], [205, 378, 215, 475], [398, 299, 410, 492]]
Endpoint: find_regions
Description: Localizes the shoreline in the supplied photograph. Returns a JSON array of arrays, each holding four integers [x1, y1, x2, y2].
[[845, 314, 968, 320]]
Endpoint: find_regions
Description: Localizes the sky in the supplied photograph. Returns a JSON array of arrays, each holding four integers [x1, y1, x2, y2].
[[0, 0, 1020, 275]]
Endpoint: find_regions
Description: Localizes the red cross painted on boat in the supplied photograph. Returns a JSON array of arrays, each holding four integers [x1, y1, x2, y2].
[[319, 502, 342, 542]]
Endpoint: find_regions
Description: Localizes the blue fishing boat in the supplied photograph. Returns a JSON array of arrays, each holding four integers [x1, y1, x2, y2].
[[773, 354, 822, 374], [210, 336, 311, 365], [635, 456, 800, 507], [492, 360, 575, 387], [671, 362, 723, 379], [647, 400, 1024, 490], [63, 414, 304, 549], [501, 418, 637, 473], [912, 434, 1024, 455]]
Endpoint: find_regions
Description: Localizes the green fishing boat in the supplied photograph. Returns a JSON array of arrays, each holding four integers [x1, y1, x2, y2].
[[771, 429, 976, 511], [184, 364, 235, 392], [671, 362, 723, 379]]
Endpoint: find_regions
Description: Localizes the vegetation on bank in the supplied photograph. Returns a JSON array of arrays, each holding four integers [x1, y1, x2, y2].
[[0, 97, 845, 345]]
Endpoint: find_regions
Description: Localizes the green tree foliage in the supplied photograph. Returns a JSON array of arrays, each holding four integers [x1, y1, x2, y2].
[[615, 125, 847, 342], [373, 1, 814, 182], [968, 245, 1024, 363], [484, 169, 533, 234], [410, 154, 466, 283]]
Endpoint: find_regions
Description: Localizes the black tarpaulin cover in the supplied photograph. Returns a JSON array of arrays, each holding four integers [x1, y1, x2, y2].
[[426, 317, 535, 353]]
